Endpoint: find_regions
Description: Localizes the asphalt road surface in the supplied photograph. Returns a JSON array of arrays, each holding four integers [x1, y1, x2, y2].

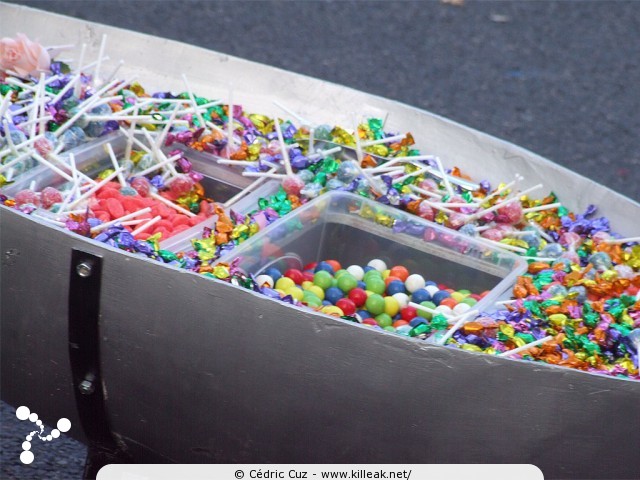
[[1, 1, 639, 479]]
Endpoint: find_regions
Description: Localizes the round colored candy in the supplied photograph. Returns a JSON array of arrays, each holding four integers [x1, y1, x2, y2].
[[325, 259, 342, 272], [336, 298, 356, 316], [348, 288, 368, 307], [337, 274, 358, 293], [346, 265, 365, 280], [411, 289, 431, 304], [275, 277, 295, 291], [367, 258, 387, 272], [405, 274, 426, 293], [453, 303, 471, 315], [264, 267, 282, 282], [392, 292, 410, 308], [321, 305, 344, 317], [432, 290, 451, 306], [386, 280, 406, 296], [284, 268, 304, 285], [417, 301, 436, 319], [365, 294, 386, 316], [325, 286, 344, 304], [307, 285, 325, 300], [314, 261, 335, 274], [365, 276, 386, 295], [313, 270, 333, 290], [401, 306, 418, 321], [285, 286, 304, 301], [255, 274, 274, 288], [383, 296, 400, 317], [425, 285, 440, 296], [375, 313, 393, 328], [389, 265, 410, 282]]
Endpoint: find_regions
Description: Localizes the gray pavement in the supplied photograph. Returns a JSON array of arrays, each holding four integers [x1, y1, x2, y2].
[[2, 1, 639, 478]]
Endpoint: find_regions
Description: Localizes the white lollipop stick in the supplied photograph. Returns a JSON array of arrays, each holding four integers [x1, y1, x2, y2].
[[51, 74, 80, 104], [223, 168, 277, 208], [149, 192, 197, 217], [104, 59, 124, 84], [133, 153, 182, 178], [93, 34, 108, 87], [242, 171, 287, 179], [353, 116, 364, 166], [437, 309, 480, 345], [141, 129, 178, 177], [494, 299, 518, 306], [217, 159, 255, 166], [90, 207, 153, 233], [118, 126, 152, 155], [480, 238, 528, 254], [522, 202, 562, 214], [205, 120, 228, 138], [408, 301, 454, 319], [66, 167, 124, 210], [498, 335, 554, 357], [466, 183, 543, 222], [226, 85, 235, 153], [394, 165, 430, 184], [605, 236, 640, 245], [434, 157, 454, 197], [408, 184, 444, 199], [155, 103, 181, 150], [105, 143, 126, 187], [360, 133, 406, 148], [408, 196, 459, 215], [131, 215, 162, 236], [0, 92, 12, 121], [308, 127, 315, 154], [274, 117, 293, 176], [181, 74, 207, 131], [31, 152, 74, 182], [273, 100, 313, 126], [124, 106, 139, 163], [481, 177, 522, 204]]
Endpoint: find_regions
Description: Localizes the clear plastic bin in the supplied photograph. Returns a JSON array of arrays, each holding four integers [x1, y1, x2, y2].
[[216, 191, 527, 311]]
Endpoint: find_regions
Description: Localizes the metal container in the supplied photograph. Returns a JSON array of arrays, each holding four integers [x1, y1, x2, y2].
[[1, 5, 640, 479]]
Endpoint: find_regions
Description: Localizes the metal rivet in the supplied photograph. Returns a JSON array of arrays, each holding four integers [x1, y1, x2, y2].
[[76, 262, 93, 277], [79, 373, 96, 395]]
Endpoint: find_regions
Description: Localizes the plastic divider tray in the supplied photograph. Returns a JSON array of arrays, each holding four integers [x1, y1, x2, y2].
[[217, 191, 528, 313]]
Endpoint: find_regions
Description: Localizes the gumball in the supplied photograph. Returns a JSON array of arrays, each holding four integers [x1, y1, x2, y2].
[[405, 274, 426, 293], [461, 297, 478, 307], [375, 313, 393, 328], [325, 287, 344, 304], [383, 296, 400, 317], [336, 298, 356, 316], [409, 317, 427, 327], [357, 309, 372, 320], [392, 292, 410, 308], [365, 294, 386, 316], [302, 271, 315, 282], [325, 259, 342, 272], [411, 289, 431, 304], [304, 295, 322, 308], [417, 301, 436, 319], [401, 306, 418, 321], [264, 267, 282, 282], [356, 281, 367, 290], [386, 280, 406, 296], [363, 265, 376, 273], [275, 277, 295, 291], [365, 276, 386, 295], [314, 261, 335, 274], [367, 258, 387, 272], [313, 270, 333, 290], [439, 297, 458, 309], [334, 269, 348, 278], [321, 305, 344, 317], [346, 265, 365, 281], [362, 318, 377, 326], [432, 290, 451, 306], [285, 286, 304, 301], [284, 268, 304, 285], [255, 274, 274, 288], [453, 303, 472, 315], [381, 269, 391, 280], [304, 262, 318, 271], [384, 275, 401, 286], [337, 274, 358, 293], [435, 305, 453, 316], [348, 288, 368, 307], [389, 266, 410, 282], [307, 285, 325, 300]]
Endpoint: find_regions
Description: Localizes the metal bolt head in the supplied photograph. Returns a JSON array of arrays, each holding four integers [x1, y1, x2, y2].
[[76, 262, 93, 278], [79, 379, 95, 395]]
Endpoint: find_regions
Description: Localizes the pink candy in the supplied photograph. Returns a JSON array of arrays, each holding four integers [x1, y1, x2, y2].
[[40, 186, 63, 209], [282, 175, 305, 196], [14, 189, 40, 207]]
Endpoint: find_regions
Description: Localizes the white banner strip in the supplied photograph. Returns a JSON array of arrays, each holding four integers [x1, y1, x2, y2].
[[97, 464, 544, 480]]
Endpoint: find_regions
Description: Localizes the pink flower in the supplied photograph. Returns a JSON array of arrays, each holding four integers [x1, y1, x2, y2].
[[0, 33, 50, 77]]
